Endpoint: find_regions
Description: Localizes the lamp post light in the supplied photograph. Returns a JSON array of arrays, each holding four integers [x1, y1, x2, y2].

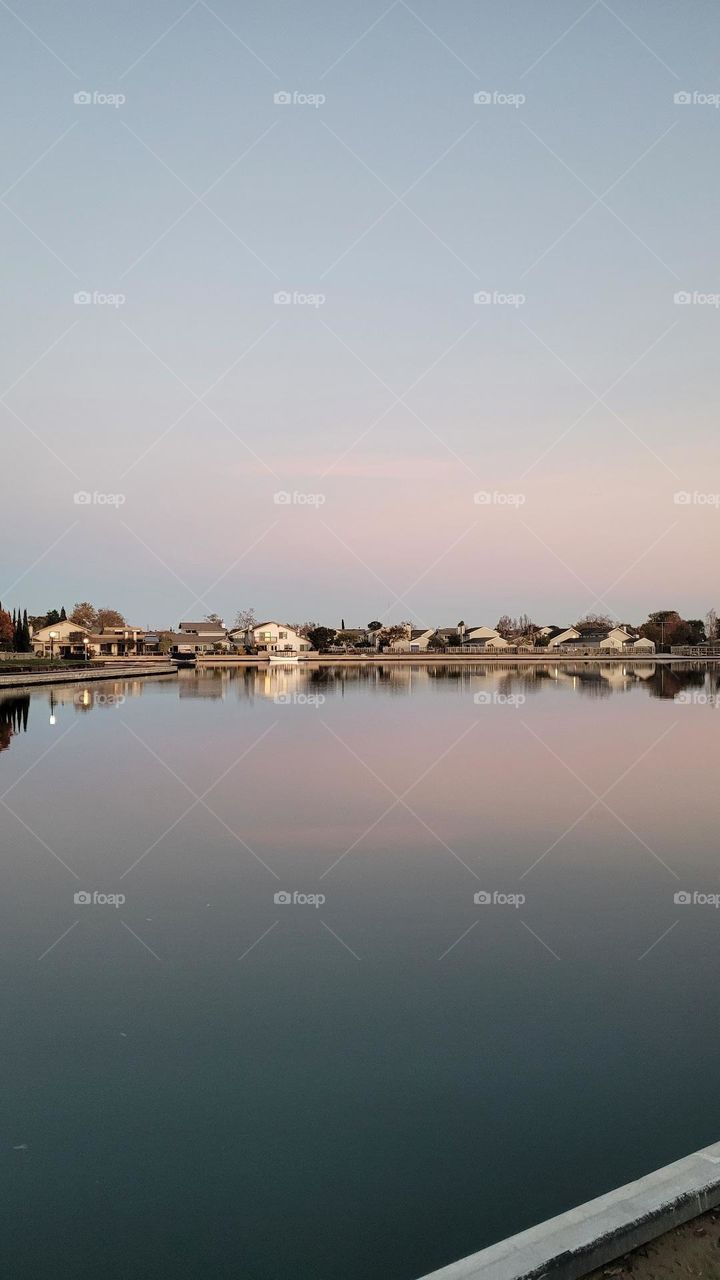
[[48, 629, 59, 661], [83, 638, 90, 663]]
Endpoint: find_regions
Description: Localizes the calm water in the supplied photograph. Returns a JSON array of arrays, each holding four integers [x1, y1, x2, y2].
[[2, 661, 720, 1279]]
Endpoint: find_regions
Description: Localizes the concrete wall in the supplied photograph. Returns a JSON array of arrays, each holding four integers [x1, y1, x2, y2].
[[417, 1138, 720, 1280]]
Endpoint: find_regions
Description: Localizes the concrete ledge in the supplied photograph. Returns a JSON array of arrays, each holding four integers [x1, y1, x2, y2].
[[417, 1139, 720, 1280], [0, 664, 177, 690]]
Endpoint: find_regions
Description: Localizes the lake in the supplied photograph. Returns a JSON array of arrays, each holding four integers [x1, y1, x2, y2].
[[2, 661, 720, 1279]]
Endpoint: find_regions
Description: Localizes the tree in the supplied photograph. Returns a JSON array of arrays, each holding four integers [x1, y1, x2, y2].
[[574, 613, 615, 635], [21, 610, 31, 652], [367, 621, 382, 631], [96, 608, 125, 630], [45, 609, 61, 626], [495, 615, 514, 638], [0, 609, 13, 650], [70, 602, 97, 629], [289, 621, 317, 639], [377, 625, 406, 650], [307, 626, 336, 652], [427, 632, 445, 651], [204, 613, 224, 626], [638, 611, 703, 648], [706, 608, 718, 642], [59, 606, 67, 621], [234, 608, 257, 631], [157, 631, 175, 654]]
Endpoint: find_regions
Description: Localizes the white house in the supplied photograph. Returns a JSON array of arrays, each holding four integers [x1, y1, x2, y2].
[[389, 627, 436, 653], [32, 620, 89, 658], [177, 621, 229, 652], [230, 621, 312, 654], [632, 635, 656, 653], [547, 627, 582, 649]]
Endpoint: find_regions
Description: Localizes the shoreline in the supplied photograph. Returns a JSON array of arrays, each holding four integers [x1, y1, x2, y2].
[[0, 662, 177, 692]]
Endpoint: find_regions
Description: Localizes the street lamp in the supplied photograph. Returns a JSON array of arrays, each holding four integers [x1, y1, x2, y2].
[[48, 629, 59, 661], [83, 638, 90, 663]]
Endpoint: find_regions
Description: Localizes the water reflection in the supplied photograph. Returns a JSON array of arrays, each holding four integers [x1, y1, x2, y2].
[[0, 662, 718, 758], [0, 694, 29, 752]]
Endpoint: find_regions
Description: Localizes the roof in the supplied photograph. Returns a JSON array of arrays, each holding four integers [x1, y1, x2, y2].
[[179, 621, 226, 633]]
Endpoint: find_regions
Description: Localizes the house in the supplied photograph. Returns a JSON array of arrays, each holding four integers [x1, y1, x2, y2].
[[599, 626, 638, 652], [85, 627, 146, 657], [177, 621, 229, 653], [464, 626, 510, 649], [631, 635, 656, 653], [32, 620, 89, 658], [433, 624, 508, 649], [229, 621, 312, 654], [389, 627, 436, 653], [547, 627, 582, 649]]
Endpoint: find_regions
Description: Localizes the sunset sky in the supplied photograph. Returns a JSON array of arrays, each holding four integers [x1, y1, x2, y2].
[[3, 0, 719, 629]]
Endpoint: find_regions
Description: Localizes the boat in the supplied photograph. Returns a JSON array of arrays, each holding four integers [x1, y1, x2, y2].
[[170, 649, 197, 668], [268, 651, 299, 664]]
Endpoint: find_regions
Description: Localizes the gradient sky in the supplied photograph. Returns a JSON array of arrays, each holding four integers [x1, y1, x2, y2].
[[2, 0, 719, 630]]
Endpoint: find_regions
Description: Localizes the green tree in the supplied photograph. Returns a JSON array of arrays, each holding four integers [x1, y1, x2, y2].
[[45, 609, 61, 626], [307, 626, 336, 652], [59, 606, 67, 621]]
